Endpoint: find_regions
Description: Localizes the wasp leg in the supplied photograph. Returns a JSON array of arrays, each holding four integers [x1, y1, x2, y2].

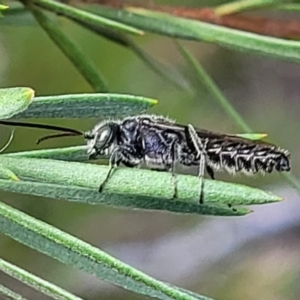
[[171, 164, 178, 199], [99, 145, 141, 192], [170, 142, 179, 199], [206, 165, 215, 180], [99, 149, 120, 193], [186, 124, 208, 204]]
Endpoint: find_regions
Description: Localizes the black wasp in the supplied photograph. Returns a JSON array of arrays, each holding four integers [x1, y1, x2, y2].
[[0, 115, 291, 203]]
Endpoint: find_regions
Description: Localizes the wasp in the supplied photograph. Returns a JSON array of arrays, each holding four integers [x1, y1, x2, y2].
[[0, 115, 291, 203]]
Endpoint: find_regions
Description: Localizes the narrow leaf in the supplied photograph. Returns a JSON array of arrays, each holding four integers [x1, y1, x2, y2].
[[0, 157, 281, 208], [0, 87, 34, 119], [0, 200, 211, 300], [235, 133, 267, 140], [0, 284, 28, 300], [32, 0, 143, 35], [69, 17, 189, 90], [176, 42, 251, 132], [6, 146, 87, 161], [29, 5, 108, 92], [0, 4, 8, 10], [1, 5, 35, 26], [276, 4, 300, 11], [92, 6, 300, 64], [12, 93, 158, 118], [177, 288, 214, 300], [127, 41, 189, 90], [0, 180, 250, 216], [214, 0, 281, 15], [0, 258, 83, 300]]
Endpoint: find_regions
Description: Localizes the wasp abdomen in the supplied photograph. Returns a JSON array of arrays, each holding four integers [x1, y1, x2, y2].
[[205, 141, 290, 175]]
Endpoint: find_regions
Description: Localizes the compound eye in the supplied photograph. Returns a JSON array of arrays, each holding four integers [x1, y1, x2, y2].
[[97, 127, 112, 147]]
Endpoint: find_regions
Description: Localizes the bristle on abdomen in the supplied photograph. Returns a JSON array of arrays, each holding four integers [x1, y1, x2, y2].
[[205, 142, 290, 175]]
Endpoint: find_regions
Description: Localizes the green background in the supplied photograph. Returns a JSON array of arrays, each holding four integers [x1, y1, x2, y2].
[[1, 0, 300, 299]]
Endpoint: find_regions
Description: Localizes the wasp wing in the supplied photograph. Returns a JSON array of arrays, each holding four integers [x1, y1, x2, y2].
[[147, 119, 275, 147]]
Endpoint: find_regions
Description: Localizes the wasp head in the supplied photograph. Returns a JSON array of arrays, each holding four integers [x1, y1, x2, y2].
[[84, 121, 118, 159]]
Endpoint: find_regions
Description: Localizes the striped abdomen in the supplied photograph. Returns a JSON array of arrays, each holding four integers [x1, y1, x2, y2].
[[204, 140, 290, 174]]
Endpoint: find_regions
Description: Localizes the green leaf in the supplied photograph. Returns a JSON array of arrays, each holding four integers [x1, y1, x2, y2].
[[0, 284, 28, 300], [32, 0, 143, 35], [177, 288, 213, 300], [176, 42, 251, 132], [12, 93, 157, 118], [0, 179, 250, 216], [6, 146, 87, 161], [0, 257, 83, 300], [1, 5, 34, 26], [0, 157, 281, 211], [68, 17, 189, 90], [214, 0, 282, 15], [0, 87, 34, 119], [0, 3, 8, 17], [0, 4, 8, 10], [123, 40, 189, 90], [276, 4, 300, 11], [0, 200, 212, 300], [29, 5, 108, 92], [92, 6, 300, 64], [235, 133, 268, 140]]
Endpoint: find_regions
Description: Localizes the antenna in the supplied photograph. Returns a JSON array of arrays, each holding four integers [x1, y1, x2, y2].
[[0, 120, 83, 144], [36, 132, 80, 144], [0, 129, 15, 153]]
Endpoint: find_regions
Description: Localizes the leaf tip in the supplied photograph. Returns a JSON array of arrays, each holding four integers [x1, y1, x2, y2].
[[126, 7, 146, 15], [265, 191, 283, 203], [10, 174, 20, 181], [236, 133, 268, 140], [277, 196, 284, 202], [0, 4, 8, 10], [236, 207, 253, 216], [149, 98, 159, 106], [136, 29, 145, 36], [25, 88, 35, 102]]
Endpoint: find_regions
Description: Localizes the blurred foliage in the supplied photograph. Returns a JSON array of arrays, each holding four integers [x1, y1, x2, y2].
[[1, 0, 300, 300]]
